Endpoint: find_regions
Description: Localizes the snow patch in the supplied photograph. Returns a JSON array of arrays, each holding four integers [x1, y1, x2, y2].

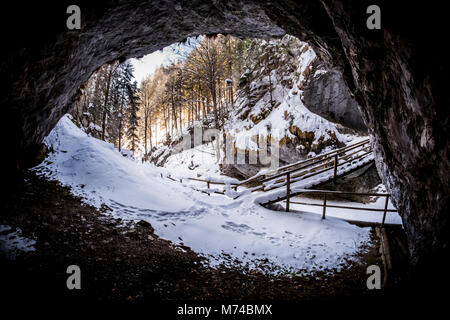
[[0, 225, 36, 260]]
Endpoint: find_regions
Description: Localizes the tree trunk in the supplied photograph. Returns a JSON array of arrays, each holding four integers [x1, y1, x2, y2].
[[101, 66, 114, 141], [268, 69, 273, 107], [144, 110, 148, 155]]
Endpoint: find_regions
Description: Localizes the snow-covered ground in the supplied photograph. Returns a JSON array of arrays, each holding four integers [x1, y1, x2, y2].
[[0, 225, 36, 260], [34, 115, 376, 274], [130, 36, 202, 84], [164, 141, 238, 185]]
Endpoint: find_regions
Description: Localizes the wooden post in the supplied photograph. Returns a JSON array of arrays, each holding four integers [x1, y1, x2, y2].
[[286, 173, 290, 212], [322, 193, 327, 219], [381, 195, 389, 227], [333, 154, 338, 180]]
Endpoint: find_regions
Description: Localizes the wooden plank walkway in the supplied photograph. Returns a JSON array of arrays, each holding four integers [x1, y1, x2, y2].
[[167, 139, 376, 196], [164, 139, 399, 226], [238, 139, 372, 188]]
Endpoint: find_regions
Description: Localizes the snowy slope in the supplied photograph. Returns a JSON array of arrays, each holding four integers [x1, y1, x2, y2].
[[130, 36, 202, 83], [35, 115, 371, 273], [37, 115, 194, 212], [225, 36, 355, 153], [164, 142, 238, 184]]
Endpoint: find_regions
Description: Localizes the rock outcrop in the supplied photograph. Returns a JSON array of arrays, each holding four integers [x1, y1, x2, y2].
[[302, 68, 367, 133], [2, 1, 448, 286], [222, 36, 346, 178]]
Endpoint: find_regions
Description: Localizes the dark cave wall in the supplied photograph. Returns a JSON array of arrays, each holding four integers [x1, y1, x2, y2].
[[321, 1, 449, 278], [1, 0, 284, 169], [1, 0, 448, 281], [261, 0, 449, 280]]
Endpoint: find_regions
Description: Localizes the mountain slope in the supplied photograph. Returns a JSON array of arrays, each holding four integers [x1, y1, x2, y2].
[[222, 35, 364, 177]]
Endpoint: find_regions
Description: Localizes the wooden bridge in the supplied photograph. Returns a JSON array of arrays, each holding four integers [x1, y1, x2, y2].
[[167, 139, 398, 226], [252, 138, 374, 203], [241, 138, 373, 189]]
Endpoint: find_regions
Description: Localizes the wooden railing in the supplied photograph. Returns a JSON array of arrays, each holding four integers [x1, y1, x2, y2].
[[283, 189, 396, 227], [186, 177, 238, 191], [252, 141, 374, 205], [162, 143, 396, 226], [260, 140, 372, 188], [165, 139, 374, 199], [165, 174, 238, 194], [239, 139, 372, 188]]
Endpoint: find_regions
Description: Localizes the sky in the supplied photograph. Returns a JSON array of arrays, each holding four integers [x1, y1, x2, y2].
[[129, 36, 202, 84]]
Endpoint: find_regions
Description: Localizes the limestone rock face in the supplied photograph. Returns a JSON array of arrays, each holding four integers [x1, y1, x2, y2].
[[302, 69, 367, 133], [222, 36, 345, 178], [2, 1, 449, 282]]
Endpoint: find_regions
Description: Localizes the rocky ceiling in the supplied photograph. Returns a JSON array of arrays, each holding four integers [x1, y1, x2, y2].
[[1, 0, 448, 285]]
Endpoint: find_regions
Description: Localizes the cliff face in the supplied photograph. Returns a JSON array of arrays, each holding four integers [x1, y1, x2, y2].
[[2, 0, 449, 283], [260, 1, 449, 282], [302, 68, 367, 133], [222, 35, 360, 177]]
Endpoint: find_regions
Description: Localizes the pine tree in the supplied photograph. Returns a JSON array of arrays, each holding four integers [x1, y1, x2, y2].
[[116, 62, 135, 151], [126, 79, 140, 155], [71, 34, 249, 154]]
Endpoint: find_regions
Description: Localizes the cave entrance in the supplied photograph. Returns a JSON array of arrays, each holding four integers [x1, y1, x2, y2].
[[40, 31, 402, 274], [4, 0, 448, 296], [70, 33, 366, 165]]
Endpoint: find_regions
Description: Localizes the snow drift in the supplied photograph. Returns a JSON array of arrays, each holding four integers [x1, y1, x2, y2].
[[35, 115, 371, 273]]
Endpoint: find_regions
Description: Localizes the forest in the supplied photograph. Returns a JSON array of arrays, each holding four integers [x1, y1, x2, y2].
[[70, 35, 281, 157]]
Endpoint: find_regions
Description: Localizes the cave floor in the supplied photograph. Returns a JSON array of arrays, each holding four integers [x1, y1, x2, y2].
[[1, 171, 400, 303]]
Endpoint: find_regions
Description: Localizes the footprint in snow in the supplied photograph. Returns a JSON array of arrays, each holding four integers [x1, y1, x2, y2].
[[221, 221, 253, 233]]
